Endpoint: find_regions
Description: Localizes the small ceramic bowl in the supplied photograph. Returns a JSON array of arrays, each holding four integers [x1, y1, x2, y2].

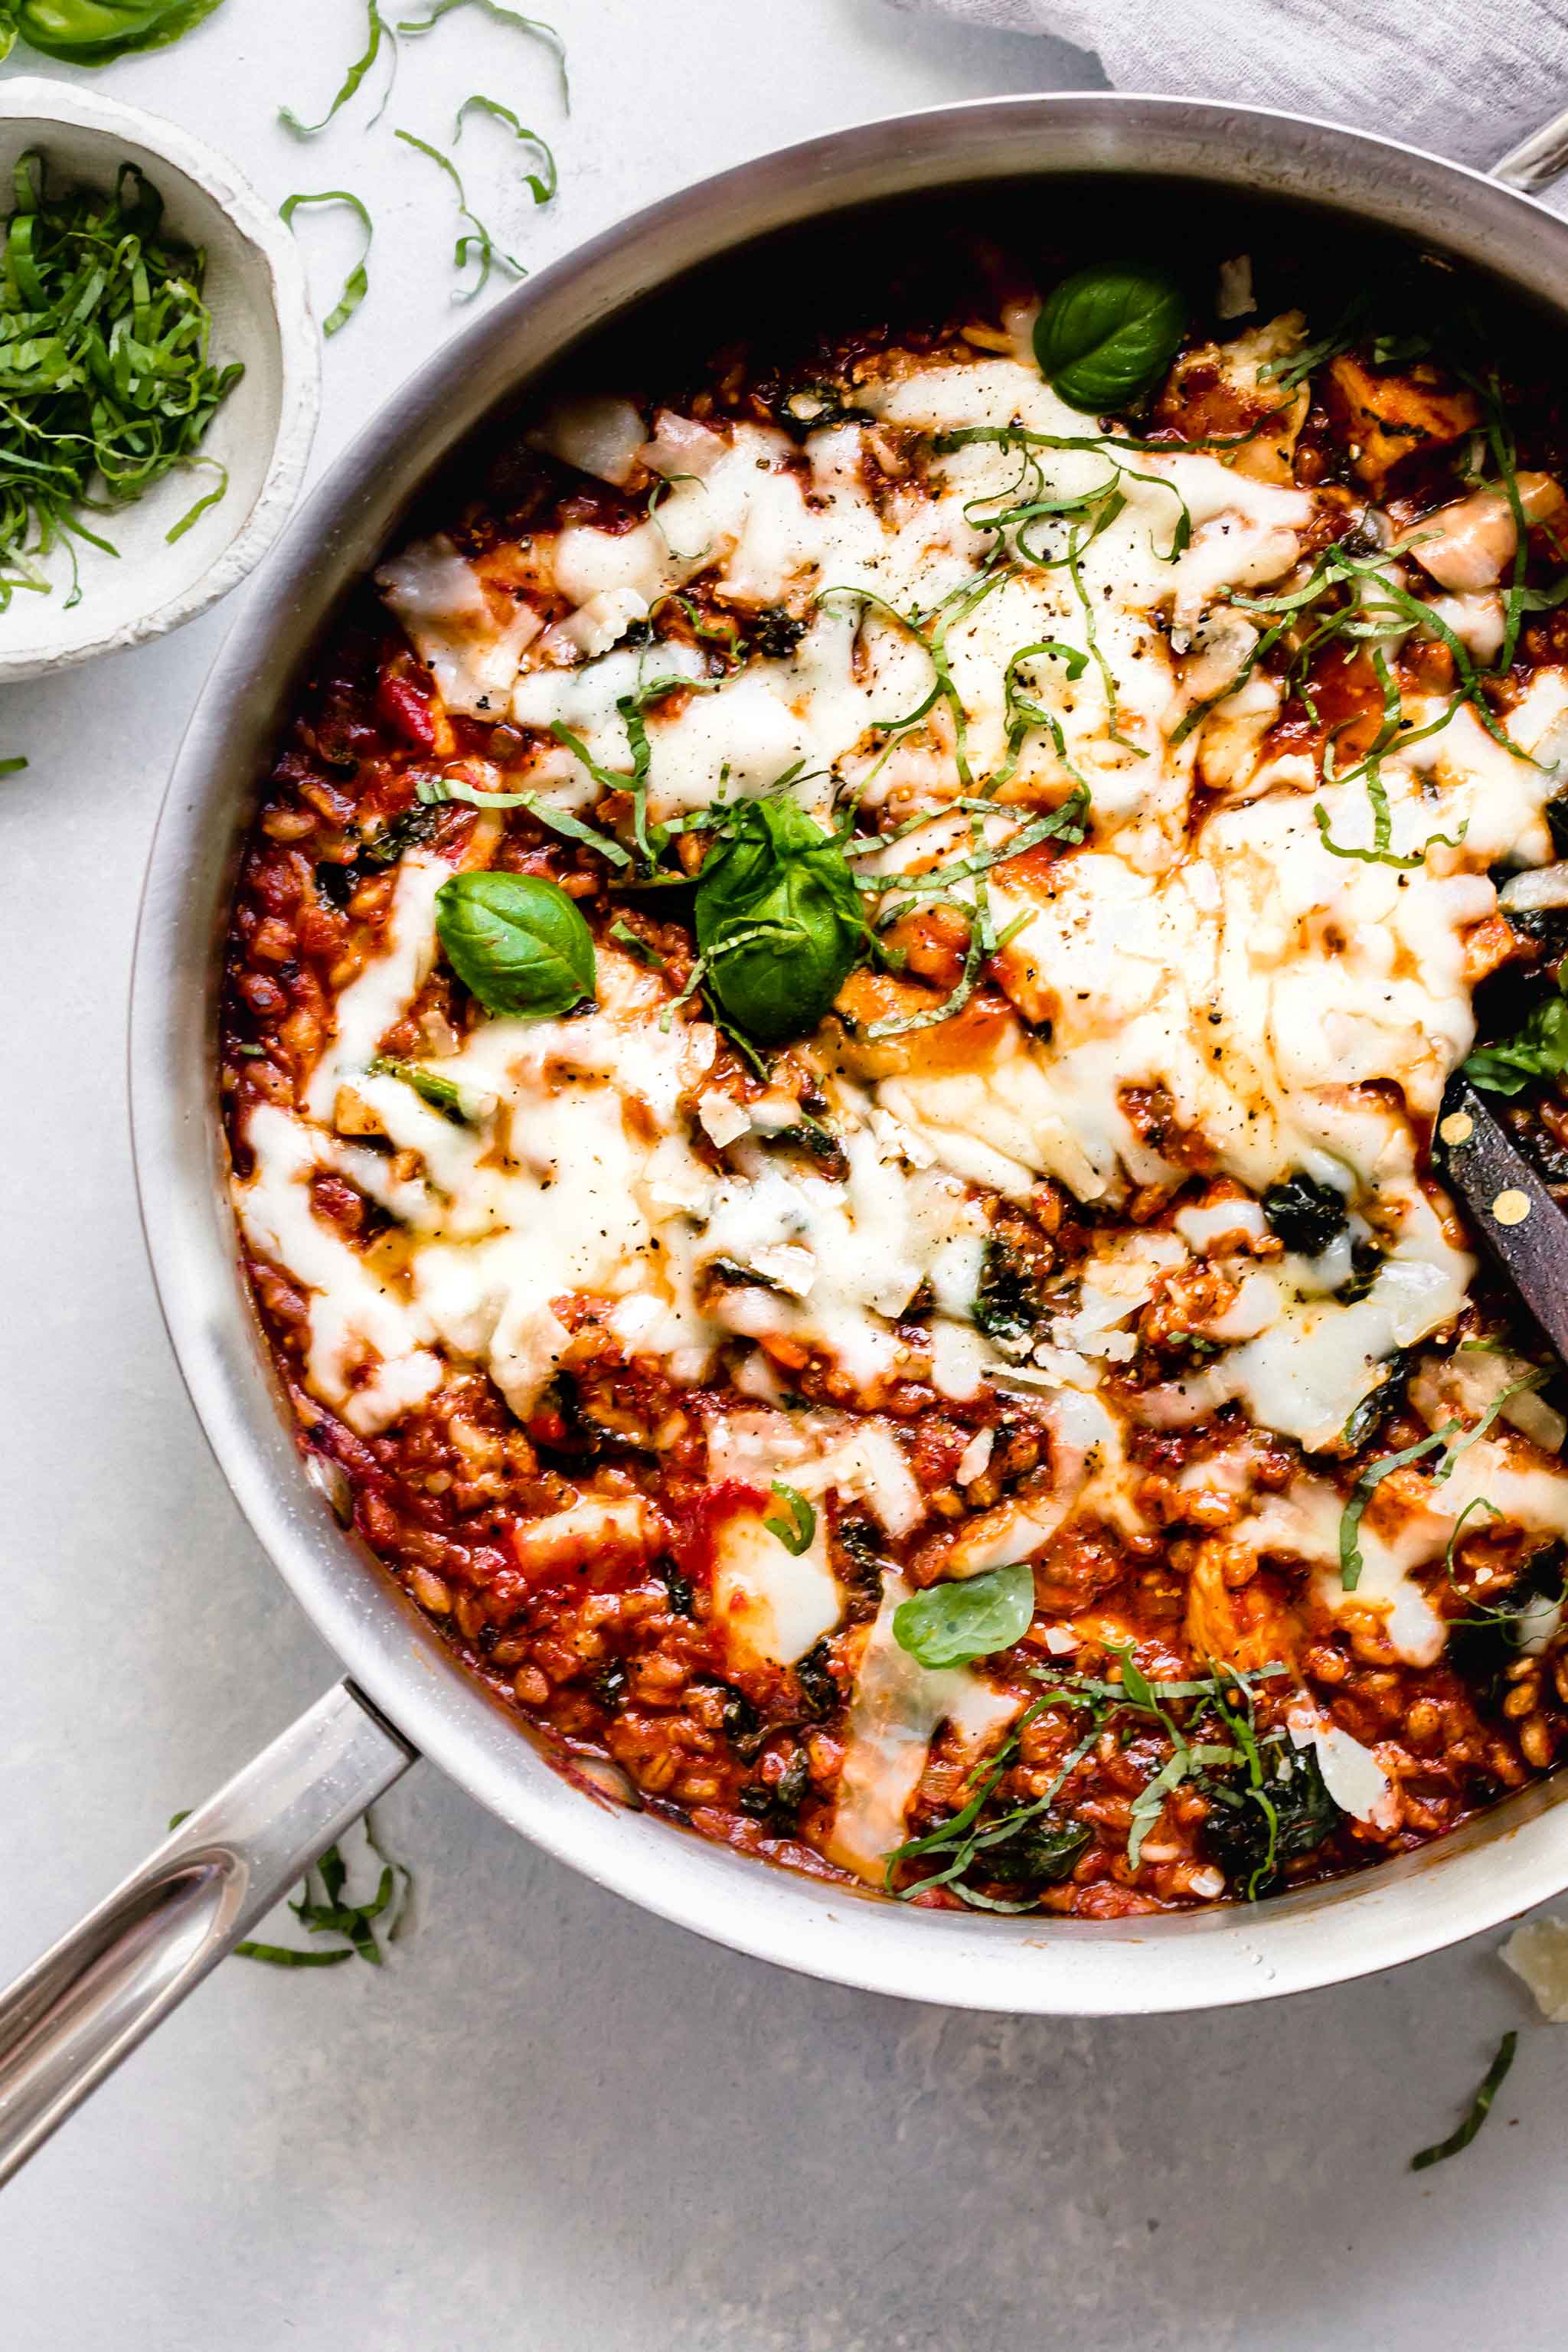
[[0, 77, 319, 681]]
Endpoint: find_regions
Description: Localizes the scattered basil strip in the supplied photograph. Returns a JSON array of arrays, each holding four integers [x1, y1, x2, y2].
[[763, 1482, 816, 1557], [1410, 2032, 1517, 2170], [819, 562, 1012, 796], [694, 796, 865, 1045], [1338, 1426, 1458, 1592], [1339, 1372, 1548, 1589], [165, 1808, 412, 1966], [0, 152, 242, 612], [886, 1655, 1289, 1904], [0, 754, 27, 776], [1259, 296, 1369, 391], [1465, 982, 1568, 1095], [417, 769, 631, 863], [394, 128, 523, 300], [1443, 1494, 1504, 1587], [434, 868, 595, 1016], [165, 458, 229, 546], [0, 0, 227, 66], [456, 93, 557, 206], [609, 918, 662, 966], [279, 0, 395, 136], [396, 0, 569, 110], [368, 1054, 467, 1119], [892, 1560, 1034, 1671], [1034, 263, 1186, 413], [279, 191, 374, 336]]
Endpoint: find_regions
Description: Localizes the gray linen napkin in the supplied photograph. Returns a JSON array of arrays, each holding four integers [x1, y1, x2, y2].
[[894, 0, 1568, 199]]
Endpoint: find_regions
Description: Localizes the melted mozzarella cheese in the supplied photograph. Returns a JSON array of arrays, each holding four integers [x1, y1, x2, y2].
[[705, 1407, 921, 1667], [238, 331, 1568, 1862], [1286, 1709, 1397, 1830], [375, 540, 541, 718], [826, 1576, 1020, 1882], [1135, 1184, 1474, 1449]]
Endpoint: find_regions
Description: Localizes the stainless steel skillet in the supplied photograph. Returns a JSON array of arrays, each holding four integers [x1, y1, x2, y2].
[[6, 90, 1568, 2186]]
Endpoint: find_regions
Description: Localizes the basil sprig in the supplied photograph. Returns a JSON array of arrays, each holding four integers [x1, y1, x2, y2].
[[892, 1560, 1034, 1671], [434, 871, 595, 1017], [694, 798, 864, 1045], [1034, 263, 1186, 414], [0, 0, 226, 64]]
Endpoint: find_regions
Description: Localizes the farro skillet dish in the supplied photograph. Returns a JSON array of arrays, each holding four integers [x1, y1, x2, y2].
[[223, 232, 1568, 1922]]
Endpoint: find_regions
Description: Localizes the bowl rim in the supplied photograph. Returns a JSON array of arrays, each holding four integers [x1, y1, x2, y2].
[[132, 89, 1568, 2014], [0, 74, 319, 681]]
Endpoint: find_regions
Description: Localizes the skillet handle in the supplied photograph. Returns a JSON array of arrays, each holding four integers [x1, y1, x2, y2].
[[1491, 106, 1568, 194], [0, 1681, 413, 2187]]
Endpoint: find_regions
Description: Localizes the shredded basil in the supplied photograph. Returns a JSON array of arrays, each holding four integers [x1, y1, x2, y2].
[[456, 93, 557, 207], [394, 128, 523, 299], [763, 1482, 816, 1556], [1411, 2032, 1517, 2170], [368, 1054, 469, 1120], [416, 769, 632, 864], [0, 152, 243, 610], [280, 0, 396, 135], [1339, 1373, 1548, 1589], [818, 562, 1014, 796], [396, 0, 568, 109], [279, 191, 374, 337], [1465, 983, 1568, 1095], [167, 1807, 413, 1967], [609, 918, 662, 966], [886, 1652, 1289, 1906]]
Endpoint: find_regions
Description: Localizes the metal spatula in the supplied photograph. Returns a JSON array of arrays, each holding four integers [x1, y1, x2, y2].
[[1434, 1075, 1568, 1363]]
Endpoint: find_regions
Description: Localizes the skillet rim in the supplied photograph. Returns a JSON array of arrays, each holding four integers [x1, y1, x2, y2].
[[129, 90, 1568, 2014]]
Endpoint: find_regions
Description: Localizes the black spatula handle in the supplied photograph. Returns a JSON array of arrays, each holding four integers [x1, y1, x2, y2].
[[1435, 1074, 1568, 1364]]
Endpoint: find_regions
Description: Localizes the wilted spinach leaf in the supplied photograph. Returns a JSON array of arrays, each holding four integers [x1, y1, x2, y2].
[[1262, 1171, 1350, 1257]]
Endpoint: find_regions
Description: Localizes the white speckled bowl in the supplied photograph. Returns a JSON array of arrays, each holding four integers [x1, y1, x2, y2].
[[0, 78, 318, 681]]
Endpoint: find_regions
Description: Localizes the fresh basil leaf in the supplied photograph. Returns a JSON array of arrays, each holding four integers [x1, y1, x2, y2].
[[8, 0, 225, 63], [893, 1560, 1034, 1670], [763, 1481, 815, 1556], [1034, 263, 1186, 414], [1464, 986, 1568, 1095], [434, 871, 596, 1016], [694, 797, 864, 1044]]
